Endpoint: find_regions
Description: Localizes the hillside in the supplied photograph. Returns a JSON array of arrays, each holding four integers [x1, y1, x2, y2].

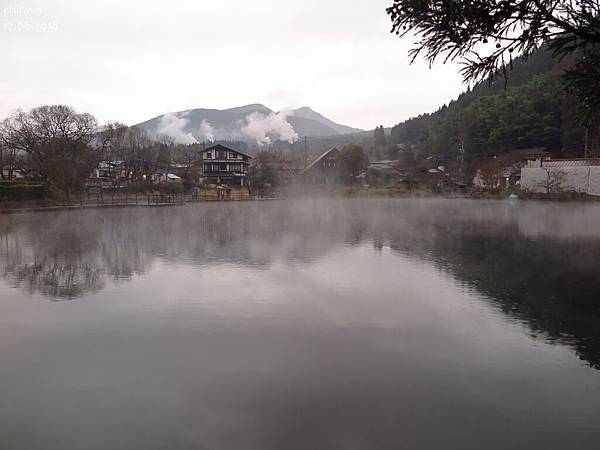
[[135, 104, 362, 145], [389, 45, 590, 162]]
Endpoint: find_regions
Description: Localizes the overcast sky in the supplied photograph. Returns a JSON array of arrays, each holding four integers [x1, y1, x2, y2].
[[0, 0, 465, 130]]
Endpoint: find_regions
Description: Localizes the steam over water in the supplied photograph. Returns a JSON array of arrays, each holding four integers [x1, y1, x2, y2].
[[1, 199, 600, 449]]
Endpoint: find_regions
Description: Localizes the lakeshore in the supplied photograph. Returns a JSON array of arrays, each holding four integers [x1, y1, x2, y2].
[[3, 186, 600, 214]]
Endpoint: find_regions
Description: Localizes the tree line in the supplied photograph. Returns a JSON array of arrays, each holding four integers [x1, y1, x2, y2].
[[389, 47, 596, 164], [386, 1, 600, 164], [0, 105, 207, 199]]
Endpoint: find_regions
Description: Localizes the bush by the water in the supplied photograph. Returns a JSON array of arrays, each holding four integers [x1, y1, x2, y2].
[[0, 180, 47, 200]]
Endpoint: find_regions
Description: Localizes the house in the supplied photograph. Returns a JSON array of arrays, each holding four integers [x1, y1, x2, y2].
[[473, 148, 551, 189], [368, 160, 397, 171], [301, 147, 339, 185], [250, 152, 304, 186], [366, 160, 405, 187], [201, 144, 251, 187], [87, 161, 128, 189], [152, 172, 183, 184]]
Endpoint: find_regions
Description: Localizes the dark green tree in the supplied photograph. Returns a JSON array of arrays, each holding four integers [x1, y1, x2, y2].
[[386, 1, 600, 121], [337, 144, 369, 184], [564, 46, 600, 123], [375, 125, 387, 147]]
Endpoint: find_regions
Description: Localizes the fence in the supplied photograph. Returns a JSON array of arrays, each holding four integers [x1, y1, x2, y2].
[[0, 184, 252, 211]]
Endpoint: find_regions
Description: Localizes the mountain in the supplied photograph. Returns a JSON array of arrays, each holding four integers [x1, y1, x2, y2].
[[388, 44, 588, 161], [290, 107, 360, 135], [134, 104, 362, 144]]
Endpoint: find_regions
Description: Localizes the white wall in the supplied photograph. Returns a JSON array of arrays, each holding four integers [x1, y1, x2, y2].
[[521, 166, 600, 196]]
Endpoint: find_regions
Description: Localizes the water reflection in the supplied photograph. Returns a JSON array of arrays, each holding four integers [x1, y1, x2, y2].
[[1, 199, 600, 449], [1, 200, 600, 369]]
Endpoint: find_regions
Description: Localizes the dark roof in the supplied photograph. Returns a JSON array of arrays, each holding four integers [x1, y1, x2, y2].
[[497, 147, 550, 161], [203, 144, 252, 159], [302, 147, 339, 173]]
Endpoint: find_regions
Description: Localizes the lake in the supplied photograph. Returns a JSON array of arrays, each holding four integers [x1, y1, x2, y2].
[[1, 198, 599, 449]]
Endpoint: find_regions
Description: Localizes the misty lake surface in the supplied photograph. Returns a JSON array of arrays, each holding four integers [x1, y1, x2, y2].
[[1, 198, 600, 449]]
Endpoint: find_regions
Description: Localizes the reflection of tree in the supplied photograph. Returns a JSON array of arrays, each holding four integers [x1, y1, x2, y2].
[[429, 234, 600, 370], [3, 263, 104, 299], [384, 212, 600, 371], [1, 200, 600, 371], [0, 203, 352, 299], [0, 211, 150, 300]]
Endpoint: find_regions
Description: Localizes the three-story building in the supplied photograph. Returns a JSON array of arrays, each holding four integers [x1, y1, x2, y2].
[[201, 144, 251, 187]]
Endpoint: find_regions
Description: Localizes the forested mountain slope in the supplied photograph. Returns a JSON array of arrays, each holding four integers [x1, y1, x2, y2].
[[390, 45, 589, 162]]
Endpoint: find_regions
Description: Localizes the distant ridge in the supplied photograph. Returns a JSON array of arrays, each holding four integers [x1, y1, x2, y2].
[[134, 104, 362, 144]]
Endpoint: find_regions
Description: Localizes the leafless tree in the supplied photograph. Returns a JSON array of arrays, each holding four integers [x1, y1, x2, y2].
[[127, 128, 160, 181], [538, 168, 567, 194], [97, 122, 130, 188], [0, 105, 99, 199], [477, 160, 507, 191], [0, 140, 21, 181], [173, 144, 202, 186]]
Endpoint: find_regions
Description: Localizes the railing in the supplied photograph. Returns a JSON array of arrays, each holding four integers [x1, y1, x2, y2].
[[0, 186, 252, 212], [147, 193, 184, 205]]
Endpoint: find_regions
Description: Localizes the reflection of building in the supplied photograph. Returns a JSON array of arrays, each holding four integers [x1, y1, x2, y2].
[[201, 144, 251, 186], [301, 147, 339, 185]]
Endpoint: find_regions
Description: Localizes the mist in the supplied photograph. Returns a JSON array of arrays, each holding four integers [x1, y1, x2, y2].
[[241, 109, 299, 145], [2, 199, 600, 450], [155, 113, 197, 144]]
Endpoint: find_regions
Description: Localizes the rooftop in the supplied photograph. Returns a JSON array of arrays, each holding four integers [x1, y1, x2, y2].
[[544, 158, 600, 168], [302, 147, 339, 173]]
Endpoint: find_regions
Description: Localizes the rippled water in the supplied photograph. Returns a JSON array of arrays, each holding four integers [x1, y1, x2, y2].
[[1, 199, 600, 449]]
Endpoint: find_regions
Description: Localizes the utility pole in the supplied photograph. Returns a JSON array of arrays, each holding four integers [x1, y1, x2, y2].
[[304, 136, 308, 169], [458, 138, 465, 181], [584, 126, 589, 159]]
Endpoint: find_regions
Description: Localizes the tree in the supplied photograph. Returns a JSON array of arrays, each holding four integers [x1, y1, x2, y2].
[[476, 160, 506, 191], [538, 167, 567, 194], [390, 72, 567, 161], [124, 127, 159, 181], [98, 122, 130, 188], [337, 144, 368, 184], [386, 1, 600, 120], [173, 143, 202, 187], [564, 46, 600, 123], [248, 150, 281, 195], [0, 105, 99, 199], [375, 125, 387, 147], [0, 140, 20, 181]]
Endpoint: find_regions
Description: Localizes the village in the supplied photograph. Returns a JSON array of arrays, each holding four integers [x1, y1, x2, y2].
[[85, 141, 600, 199], [3, 1, 600, 448], [2, 137, 600, 210]]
